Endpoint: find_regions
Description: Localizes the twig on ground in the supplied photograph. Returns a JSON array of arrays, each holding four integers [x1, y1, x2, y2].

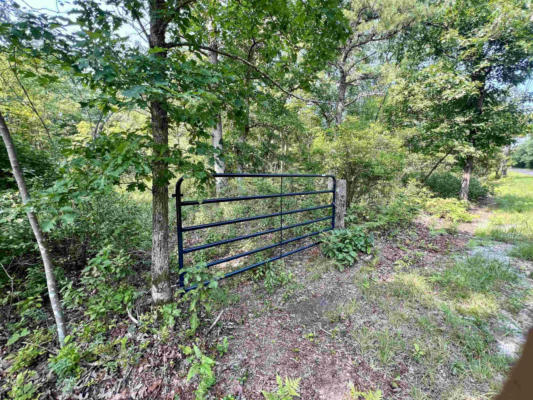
[[118, 365, 134, 392], [319, 327, 333, 337], [207, 309, 225, 334], [127, 307, 139, 325]]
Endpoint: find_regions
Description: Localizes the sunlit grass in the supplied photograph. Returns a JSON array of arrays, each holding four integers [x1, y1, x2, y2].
[[432, 255, 518, 296], [455, 292, 499, 318], [390, 272, 436, 307], [509, 242, 533, 261], [476, 172, 533, 243]]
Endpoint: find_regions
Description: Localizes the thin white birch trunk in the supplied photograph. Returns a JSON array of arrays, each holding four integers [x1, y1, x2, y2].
[[0, 111, 67, 346]]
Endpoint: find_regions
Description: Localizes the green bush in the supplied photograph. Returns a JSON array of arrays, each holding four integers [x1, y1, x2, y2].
[[425, 198, 474, 222], [0, 139, 56, 191], [321, 227, 373, 270], [0, 191, 34, 268], [62, 245, 138, 320], [425, 172, 489, 201], [48, 339, 82, 380], [346, 180, 430, 231], [512, 136, 533, 168], [49, 190, 152, 257], [6, 370, 39, 400], [318, 119, 406, 206]]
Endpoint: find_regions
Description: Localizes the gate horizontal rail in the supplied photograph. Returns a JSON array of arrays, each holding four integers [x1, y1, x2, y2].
[[174, 173, 335, 291]]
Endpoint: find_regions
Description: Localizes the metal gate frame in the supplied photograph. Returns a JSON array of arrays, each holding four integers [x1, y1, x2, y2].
[[174, 173, 336, 291]]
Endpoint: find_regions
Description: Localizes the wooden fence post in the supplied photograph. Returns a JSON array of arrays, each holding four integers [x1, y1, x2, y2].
[[335, 179, 346, 229]]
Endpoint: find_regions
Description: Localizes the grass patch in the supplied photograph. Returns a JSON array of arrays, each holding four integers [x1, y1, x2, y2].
[[475, 173, 533, 243], [432, 255, 518, 297], [455, 292, 499, 318], [390, 272, 435, 306], [509, 242, 533, 261]]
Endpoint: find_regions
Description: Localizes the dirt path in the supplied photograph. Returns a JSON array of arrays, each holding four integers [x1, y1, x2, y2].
[[511, 168, 533, 176]]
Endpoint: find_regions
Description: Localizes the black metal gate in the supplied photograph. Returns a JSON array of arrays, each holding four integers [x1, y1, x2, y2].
[[174, 173, 336, 291]]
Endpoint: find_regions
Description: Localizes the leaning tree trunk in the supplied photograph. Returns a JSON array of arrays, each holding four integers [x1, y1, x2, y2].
[[149, 0, 171, 303], [459, 155, 474, 201], [0, 111, 67, 346], [208, 21, 226, 194]]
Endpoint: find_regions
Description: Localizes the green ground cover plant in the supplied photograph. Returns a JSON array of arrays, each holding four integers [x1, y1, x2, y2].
[[321, 227, 374, 270]]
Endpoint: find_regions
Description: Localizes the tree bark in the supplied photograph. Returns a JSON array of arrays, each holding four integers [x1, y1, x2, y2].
[[0, 111, 67, 346], [335, 67, 347, 126], [459, 72, 486, 201], [149, 0, 171, 303], [208, 20, 226, 194], [501, 146, 510, 177], [459, 155, 473, 201]]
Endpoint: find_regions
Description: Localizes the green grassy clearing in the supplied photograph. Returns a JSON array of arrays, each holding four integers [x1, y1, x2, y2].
[[335, 175, 533, 398], [476, 173, 533, 243]]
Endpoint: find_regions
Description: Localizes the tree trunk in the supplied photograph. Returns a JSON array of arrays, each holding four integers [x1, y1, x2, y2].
[[149, 0, 171, 303], [208, 21, 226, 194], [335, 67, 347, 126], [212, 114, 225, 192], [501, 146, 510, 177], [0, 111, 67, 346], [459, 155, 473, 201], [423, 149, 453, 182]]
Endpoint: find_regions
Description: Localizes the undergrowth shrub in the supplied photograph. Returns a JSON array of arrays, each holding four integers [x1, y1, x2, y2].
[[0, 190, 34, 268], [320, 119, 406, 207], [62, 245, 139, 320], [425, 172, 489, 201], [253, 260, 294, 293], [6, 370, 39, 400], [321, 227, 373, 270], [182, 344, 216, 400], [262, 376, 301, 400], [346, 180, 429, 231], [49, 191, 152, 258], [48, 338, 82, 380], [425, 198, 474, 222]]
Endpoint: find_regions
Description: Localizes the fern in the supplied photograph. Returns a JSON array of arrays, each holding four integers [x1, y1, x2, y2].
[[262, 375, 301, 400], [348, 382, 383, 400]]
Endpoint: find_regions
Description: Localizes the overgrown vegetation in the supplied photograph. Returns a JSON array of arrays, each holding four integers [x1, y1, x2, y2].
[[0, 0, 531, 398]]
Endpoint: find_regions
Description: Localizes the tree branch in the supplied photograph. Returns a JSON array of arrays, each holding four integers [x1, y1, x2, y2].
[[164, 41, 331, 105], [8, 61, 53, 142]]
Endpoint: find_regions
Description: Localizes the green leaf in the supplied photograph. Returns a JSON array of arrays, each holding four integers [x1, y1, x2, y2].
[[7, 328, 30, 346]]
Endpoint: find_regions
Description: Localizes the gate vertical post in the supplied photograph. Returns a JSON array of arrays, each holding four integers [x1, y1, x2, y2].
[[331, 176, 336, 229], [279, 175, 283, 256], [335, 179, 346, 229], [176, 178, 185, 289]]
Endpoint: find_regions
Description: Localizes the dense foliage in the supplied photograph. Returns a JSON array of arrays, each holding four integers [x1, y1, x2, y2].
[[424, 172, 489, 202], [512, 136, 533, 168]]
